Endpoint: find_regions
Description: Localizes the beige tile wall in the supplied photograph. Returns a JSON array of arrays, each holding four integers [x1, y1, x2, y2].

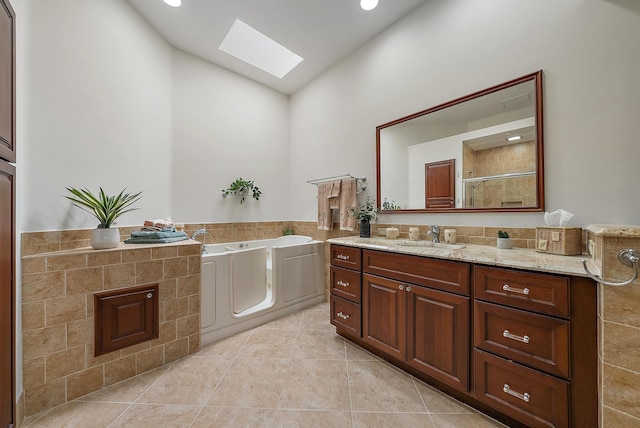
[[20, 240, 202, 417], [371, 223, 539, 249], [463, 140, 537, 208], [589, 228, 640, 426]]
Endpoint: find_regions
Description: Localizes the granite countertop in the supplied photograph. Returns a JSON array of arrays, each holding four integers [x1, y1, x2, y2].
[[22, 239, 202, 259], [327, 236, 598, 277]]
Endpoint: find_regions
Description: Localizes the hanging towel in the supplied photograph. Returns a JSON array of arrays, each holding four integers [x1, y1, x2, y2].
[[328, 180, 341, 209], [339, 178, 357, 231], [317, 182, 333, 231]]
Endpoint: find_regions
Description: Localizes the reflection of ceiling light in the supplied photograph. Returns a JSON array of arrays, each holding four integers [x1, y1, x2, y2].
[[361, 0, 379, 11], [506, 135, 522, 142], [219, 19, 303, 79], [163, 0, 181, 7]]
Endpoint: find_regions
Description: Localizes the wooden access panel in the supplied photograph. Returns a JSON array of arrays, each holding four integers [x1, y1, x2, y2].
[[425, 159, 455, 208], [94, 284, 159, 356]]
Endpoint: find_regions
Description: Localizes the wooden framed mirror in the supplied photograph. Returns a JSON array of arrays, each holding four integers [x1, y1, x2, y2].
[[376, 71, 544, 213]]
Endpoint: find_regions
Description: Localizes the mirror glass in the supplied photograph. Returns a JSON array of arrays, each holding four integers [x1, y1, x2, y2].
[[376, 71, 544, 213]]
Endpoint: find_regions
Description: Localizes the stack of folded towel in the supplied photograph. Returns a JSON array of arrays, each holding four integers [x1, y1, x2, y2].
[[124, 221, 188, 244]]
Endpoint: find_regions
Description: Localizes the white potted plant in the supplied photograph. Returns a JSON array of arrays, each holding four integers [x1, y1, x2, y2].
[[65, 186, 143, 249]]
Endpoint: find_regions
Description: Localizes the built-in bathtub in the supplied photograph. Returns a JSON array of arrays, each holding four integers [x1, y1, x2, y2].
[[200, 235, 325, 345]]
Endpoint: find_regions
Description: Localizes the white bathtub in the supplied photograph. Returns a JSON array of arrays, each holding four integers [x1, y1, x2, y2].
[[200, 235, 325, 345]]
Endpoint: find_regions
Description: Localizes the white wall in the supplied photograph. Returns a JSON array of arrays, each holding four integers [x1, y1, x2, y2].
[[170, 50, 290, 223], [23, 0, 173, 231], [12, 0, 29, 404], [290, 0, 640, 227]]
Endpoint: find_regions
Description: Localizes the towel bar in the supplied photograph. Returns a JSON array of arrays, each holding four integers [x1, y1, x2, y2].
[[581, 249, 639, 286], [307, 174, 366, 193]]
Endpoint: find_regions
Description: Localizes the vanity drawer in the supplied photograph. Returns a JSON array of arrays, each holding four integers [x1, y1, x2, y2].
[[474, 301, 570, 379], [330, 245, 362, 270], [330, 295, 361, 338], [474, 265, 569, 318], [331, 266, 361, 303], [363, 249, 470, 296], [475, 350, 569, 428]]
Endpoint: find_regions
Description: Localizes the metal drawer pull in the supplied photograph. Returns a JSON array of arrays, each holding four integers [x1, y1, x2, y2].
[[337, 280, 350, 288], [502, 284, 530, 295], [336, 254, 350, 261], [337, 311, 350, 320], [406, 286, 412, 292], [503, 329, 530, 344], [399, 284, 405, 291], [503, 384, 530, 403]]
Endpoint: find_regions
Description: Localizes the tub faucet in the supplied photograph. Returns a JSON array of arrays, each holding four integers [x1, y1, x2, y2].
[[191, 229, 208, 254], [427, 225, 440, 243]]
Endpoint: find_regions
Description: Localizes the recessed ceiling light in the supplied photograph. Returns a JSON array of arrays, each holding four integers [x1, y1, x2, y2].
[[219, 19, 303, 79], [506, 135, 522, 142], [163, 0, 181, 7], [360, 0, 379, 11]]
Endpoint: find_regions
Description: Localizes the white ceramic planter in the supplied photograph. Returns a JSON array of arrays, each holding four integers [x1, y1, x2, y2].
[[90, 227, 120, 250], [497, 237, 512, 249]]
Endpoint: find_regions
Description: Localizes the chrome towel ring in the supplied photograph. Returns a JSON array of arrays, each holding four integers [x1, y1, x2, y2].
[[581, 249, 640, 287]]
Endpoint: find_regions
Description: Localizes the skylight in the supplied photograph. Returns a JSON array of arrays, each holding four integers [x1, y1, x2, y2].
[[219, 19, 303, 79]]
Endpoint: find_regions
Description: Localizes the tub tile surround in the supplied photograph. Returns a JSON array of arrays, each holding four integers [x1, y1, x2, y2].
[[20, 239, 202, 417], [585, 224, 640, 427]]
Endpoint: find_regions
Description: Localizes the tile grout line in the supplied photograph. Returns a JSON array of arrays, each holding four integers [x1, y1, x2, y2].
[[187, 327, 254, 427], [411, 375, 438, 427], [105, 365, 175, 427]]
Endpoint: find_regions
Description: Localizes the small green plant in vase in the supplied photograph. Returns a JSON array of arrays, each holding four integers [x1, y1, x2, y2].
[[352, 196, 377, 238], [497, 230, 512, 249]]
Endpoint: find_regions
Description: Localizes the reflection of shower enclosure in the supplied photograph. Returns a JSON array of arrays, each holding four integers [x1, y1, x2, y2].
[[463, 172, 536, 208], [469, 180, 486, 208]]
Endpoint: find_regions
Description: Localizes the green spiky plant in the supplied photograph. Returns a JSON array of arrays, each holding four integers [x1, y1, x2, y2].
[[64, 186, 143, 228]]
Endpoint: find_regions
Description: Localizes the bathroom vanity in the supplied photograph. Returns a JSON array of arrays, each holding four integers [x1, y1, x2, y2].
[[328, 237, 597, 428]]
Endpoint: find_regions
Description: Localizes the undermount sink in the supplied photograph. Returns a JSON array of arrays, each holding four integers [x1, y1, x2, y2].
[[396, 240, 465, 250]]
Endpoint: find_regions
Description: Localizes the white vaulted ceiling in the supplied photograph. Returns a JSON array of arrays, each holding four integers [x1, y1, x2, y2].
[[127, 0, 426, 94]]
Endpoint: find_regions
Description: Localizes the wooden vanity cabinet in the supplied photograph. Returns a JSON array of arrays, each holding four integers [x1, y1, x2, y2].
[[473, 265, 597, 428], [362, 249, 471, 392], [329, 245, 363, 338], [329, 244, 597, 428]]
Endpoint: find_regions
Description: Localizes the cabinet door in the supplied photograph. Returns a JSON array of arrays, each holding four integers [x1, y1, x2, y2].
[[362, 273, 405, 359], [407, 285, 469, 392], [0, 0, 15, 162], [0, 161, 14, 426]]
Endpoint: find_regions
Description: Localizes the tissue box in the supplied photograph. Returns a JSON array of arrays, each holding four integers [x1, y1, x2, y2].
[[535, 227, 582, 255]]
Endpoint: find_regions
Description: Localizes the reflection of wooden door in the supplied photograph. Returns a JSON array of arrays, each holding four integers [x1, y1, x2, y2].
[[425, 159, 455, 208]]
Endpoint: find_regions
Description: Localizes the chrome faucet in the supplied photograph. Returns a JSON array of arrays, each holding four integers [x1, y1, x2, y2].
[[191, 229, 208, 254], [427, 225, 440, 243], [191, 228, 207, 240]]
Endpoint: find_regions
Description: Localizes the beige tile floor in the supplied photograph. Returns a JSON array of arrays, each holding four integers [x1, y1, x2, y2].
[[23, 302, 506, 427]]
